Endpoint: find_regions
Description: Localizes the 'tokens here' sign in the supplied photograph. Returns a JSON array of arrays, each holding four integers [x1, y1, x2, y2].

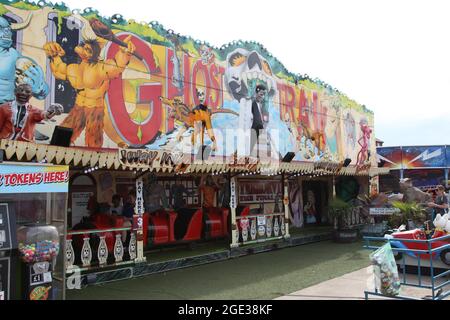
[[0, 164, 69, 194]]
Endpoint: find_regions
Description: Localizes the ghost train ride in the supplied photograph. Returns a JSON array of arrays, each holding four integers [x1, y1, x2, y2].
[[70, 204, 230, 264]]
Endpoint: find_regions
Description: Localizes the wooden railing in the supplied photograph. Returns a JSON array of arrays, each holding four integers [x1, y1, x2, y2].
[[342, 206, 369, 228], [66, 227, 136, 272]]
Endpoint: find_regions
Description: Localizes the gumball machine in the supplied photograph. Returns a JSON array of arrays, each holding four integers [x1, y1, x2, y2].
[[17, 225, 60, 300]]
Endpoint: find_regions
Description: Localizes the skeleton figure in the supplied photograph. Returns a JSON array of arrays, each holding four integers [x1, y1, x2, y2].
[[200, 44, 215, 65], [0, 15, 49, 104]]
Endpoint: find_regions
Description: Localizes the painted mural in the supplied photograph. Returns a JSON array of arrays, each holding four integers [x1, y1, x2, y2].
[[377, 147, 403, 169], [377, 146, 448, 169], [0, 1, 376, 165]]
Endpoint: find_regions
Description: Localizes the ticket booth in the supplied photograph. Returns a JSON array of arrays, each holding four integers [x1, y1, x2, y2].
[[0, 162, 68, 300]]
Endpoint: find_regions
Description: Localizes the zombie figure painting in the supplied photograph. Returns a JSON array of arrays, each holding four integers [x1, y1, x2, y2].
[[0, 84, 62, 141], [0, 15, 49, 104], [44, 35, 136, 148], [356, 118, 372, 165]]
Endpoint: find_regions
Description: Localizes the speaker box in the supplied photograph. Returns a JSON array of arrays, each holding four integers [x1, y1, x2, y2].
[[50, 126, 73, 147], [0, 149, 3, 163], [343, 158, 352, 167], [282, 152, 296, 163]]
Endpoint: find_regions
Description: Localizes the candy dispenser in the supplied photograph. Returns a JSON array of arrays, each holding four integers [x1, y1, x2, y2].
[[18, 225, 60, 264], [17, 225, 60, 300]]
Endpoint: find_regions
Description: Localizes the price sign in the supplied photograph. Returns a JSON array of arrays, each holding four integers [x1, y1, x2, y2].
[[135, 178, 144, 215]]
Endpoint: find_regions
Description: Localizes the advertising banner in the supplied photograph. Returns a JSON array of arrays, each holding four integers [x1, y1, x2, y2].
[[376, 147, 402, 169], [402, 146, 446, 169], [0, 164, 69, 194]]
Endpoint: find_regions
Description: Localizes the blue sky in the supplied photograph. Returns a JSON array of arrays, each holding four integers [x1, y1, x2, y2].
[[59, 0, 450, 147]]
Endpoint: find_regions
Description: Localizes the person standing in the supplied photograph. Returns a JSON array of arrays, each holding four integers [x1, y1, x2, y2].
[[199, 175, 220, 208], [170, 178, 193, 210], [427, 185, 449, 217], [111, 194, 123, 216], [120, 190, 136, 242]]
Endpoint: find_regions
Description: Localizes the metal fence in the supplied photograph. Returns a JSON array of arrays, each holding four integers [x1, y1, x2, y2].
[[363, 234, 450, 300]]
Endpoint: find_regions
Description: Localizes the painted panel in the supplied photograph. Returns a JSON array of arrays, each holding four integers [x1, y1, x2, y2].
[[0, 1, 375, 165], [402, 146, 446, 169], [377, 147, 402, 169]]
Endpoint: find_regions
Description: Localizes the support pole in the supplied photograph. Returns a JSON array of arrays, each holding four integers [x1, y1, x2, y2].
[[332, 175, 336, 198], [445, 168, 449, 189], [282, 173, 291, 239], [230, 176, 239, 248], [134, 177, 146, 263]]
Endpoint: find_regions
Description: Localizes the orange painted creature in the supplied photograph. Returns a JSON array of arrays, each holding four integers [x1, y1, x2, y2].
[[159, 89, 238, 151], [300, 122, 326, 155]]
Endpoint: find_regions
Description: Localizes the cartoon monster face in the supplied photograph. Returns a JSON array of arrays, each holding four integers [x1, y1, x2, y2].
[[0, 17, 13, 49], [225, 48, 277, 101]]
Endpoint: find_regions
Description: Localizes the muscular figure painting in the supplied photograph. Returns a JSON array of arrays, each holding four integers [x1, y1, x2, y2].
[[44, 36, 136, 148]]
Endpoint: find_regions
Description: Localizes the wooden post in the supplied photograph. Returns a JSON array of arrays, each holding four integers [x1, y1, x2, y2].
[[230, 176, 239, 248], [134, 177, 146, 263], [282, 174, 291, 239], [332, 175, 336, 198]]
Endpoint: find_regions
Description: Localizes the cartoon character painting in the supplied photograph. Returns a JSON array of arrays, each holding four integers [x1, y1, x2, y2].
[[357, 118, 372, 165], [0, 84, 62, 142], [160, 88, 238, 151], [0, 14, 49, 104], [44, 33, 136, 148], [0, 1, 376, 163]]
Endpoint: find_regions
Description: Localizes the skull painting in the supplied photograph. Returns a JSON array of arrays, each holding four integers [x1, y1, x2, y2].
[[225, 48, 277, 102]]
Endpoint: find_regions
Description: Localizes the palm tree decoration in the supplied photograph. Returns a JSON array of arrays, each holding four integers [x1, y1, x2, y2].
[[389, 201, 427, 228]]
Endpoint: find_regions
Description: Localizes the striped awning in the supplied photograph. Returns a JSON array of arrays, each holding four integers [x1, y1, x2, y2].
[[0, 139, 391, 176]]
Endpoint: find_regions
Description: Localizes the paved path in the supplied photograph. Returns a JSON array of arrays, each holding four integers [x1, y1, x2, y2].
[[276, 266, 449, 300]]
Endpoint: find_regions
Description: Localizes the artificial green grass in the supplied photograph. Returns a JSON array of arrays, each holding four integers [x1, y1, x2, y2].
[[67, 240, 371, 300], [144, 240, 229, 263]]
